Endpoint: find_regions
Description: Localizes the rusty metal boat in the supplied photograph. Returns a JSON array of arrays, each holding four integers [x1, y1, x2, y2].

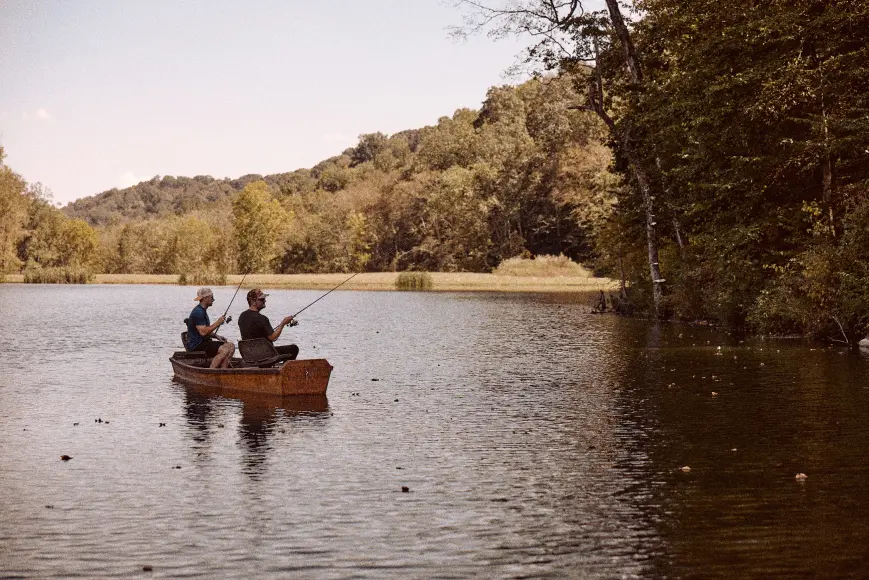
[[170, 352, 332, 396]]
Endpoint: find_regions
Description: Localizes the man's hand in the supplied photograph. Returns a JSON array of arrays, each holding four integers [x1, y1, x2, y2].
[[281, 315, 295, 327], [216, 314, 227, 325]]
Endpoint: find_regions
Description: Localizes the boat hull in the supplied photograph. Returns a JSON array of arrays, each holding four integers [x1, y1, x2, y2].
[[170, 355, 332, 396]]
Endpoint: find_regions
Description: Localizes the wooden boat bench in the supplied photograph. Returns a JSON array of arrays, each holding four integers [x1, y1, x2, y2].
[[238, 338, 296, 368]]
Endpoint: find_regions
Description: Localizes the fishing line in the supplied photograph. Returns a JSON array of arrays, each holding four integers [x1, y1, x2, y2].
[[212, 271, 249, 338], [290, 272, 360, 321]]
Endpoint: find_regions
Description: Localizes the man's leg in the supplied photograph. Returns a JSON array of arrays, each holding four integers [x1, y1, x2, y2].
[[275, 344, 299, 360], [210, 342, 235, 368]]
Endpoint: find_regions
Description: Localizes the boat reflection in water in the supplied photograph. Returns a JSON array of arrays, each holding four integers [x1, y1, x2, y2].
[[176, 379, 330, 477]]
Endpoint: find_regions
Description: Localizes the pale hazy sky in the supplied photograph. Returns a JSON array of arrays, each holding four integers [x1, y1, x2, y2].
[[0, 0, 534, 204]]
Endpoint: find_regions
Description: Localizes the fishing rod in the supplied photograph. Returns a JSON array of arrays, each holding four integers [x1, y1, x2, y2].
[[289, 272, 360, 322], [212, 271, 249, 337]]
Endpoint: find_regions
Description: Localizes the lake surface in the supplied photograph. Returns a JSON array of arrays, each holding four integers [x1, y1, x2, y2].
[[2, 284, 869, 579]]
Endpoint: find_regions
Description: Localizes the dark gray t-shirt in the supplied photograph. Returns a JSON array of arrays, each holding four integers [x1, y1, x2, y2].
[[238, 309, 273, 340]]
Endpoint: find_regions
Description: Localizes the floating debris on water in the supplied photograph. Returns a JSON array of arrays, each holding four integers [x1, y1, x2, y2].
[[401, 486, 410, 493], [60, 455, 72, 461], [795, 473, 808, 481], [680, 466, 691, 472]]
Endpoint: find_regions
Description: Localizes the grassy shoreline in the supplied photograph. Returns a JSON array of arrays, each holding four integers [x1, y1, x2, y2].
[[1, 272, 617, 293]]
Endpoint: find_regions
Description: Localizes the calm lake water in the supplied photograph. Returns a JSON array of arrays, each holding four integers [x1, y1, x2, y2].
[[2, 284, 869, 579]]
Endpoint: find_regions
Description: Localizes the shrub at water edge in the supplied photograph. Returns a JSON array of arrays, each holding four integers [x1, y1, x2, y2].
[[23, 266, 95, 284], [395, 271, 433, 291], [177, 270, 228, 286], [493, 254, 592, 277]]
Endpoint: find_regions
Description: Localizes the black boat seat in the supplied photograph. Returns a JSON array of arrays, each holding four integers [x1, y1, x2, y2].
[[181, 331, 206, 354], [238, 338, 295, 368]]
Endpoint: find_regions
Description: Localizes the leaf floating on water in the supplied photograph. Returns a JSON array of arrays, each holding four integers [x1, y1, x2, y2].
[[60, 455, 72, 461], [401, 486, 409, 493]]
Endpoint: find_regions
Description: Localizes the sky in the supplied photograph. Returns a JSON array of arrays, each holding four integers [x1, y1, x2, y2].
[[0, 0, 534, 205]]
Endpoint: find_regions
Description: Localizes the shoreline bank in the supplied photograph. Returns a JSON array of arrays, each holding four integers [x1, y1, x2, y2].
[[1, 272, 617, 293]]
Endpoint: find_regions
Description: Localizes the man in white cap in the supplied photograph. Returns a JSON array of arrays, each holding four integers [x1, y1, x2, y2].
[[186, 287, 235, 368]]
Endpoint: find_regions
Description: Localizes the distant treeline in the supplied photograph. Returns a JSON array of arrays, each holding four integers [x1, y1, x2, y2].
[[1, 74, 615, 282]]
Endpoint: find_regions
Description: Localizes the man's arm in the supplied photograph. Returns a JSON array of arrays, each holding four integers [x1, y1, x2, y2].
[[267, 316, 295, 342], [196, 315, 226, 337]]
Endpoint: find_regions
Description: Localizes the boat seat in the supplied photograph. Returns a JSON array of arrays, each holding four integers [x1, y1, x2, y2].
[[181, 331, 206, 354], [238, 338, 295, 368]]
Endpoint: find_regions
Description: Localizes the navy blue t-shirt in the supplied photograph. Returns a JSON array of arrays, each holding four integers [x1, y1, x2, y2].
[[186, 304, 210, 351]]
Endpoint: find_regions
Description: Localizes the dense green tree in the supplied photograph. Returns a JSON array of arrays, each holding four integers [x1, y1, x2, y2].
[[0, 148, 28, 273], [54, 219, 99, 268], [629, 0, 869, 331], [232, 181, 287, 273]]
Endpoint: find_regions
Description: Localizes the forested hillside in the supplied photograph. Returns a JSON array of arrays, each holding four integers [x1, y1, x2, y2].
[[2, 74, 614, 280], [58, 73, 614, 275]]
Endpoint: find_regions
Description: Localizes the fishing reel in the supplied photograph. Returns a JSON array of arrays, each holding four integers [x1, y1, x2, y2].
[[224, 315, 233, 324], [289, 319, 299, 327]]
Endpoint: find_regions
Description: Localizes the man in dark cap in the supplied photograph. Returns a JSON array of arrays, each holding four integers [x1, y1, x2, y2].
[[238, 288, 299, 359]]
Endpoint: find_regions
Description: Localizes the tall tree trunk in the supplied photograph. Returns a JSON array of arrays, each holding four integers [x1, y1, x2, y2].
[[604, 0, 665, 315], [821, 88, 836, 237], [605, 0, 642, 82], [822, 153, 834, 234], [622, 136, 665, 312]]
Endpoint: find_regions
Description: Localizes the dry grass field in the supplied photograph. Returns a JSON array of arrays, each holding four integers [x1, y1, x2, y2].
[[2, 272, 616, 292]]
